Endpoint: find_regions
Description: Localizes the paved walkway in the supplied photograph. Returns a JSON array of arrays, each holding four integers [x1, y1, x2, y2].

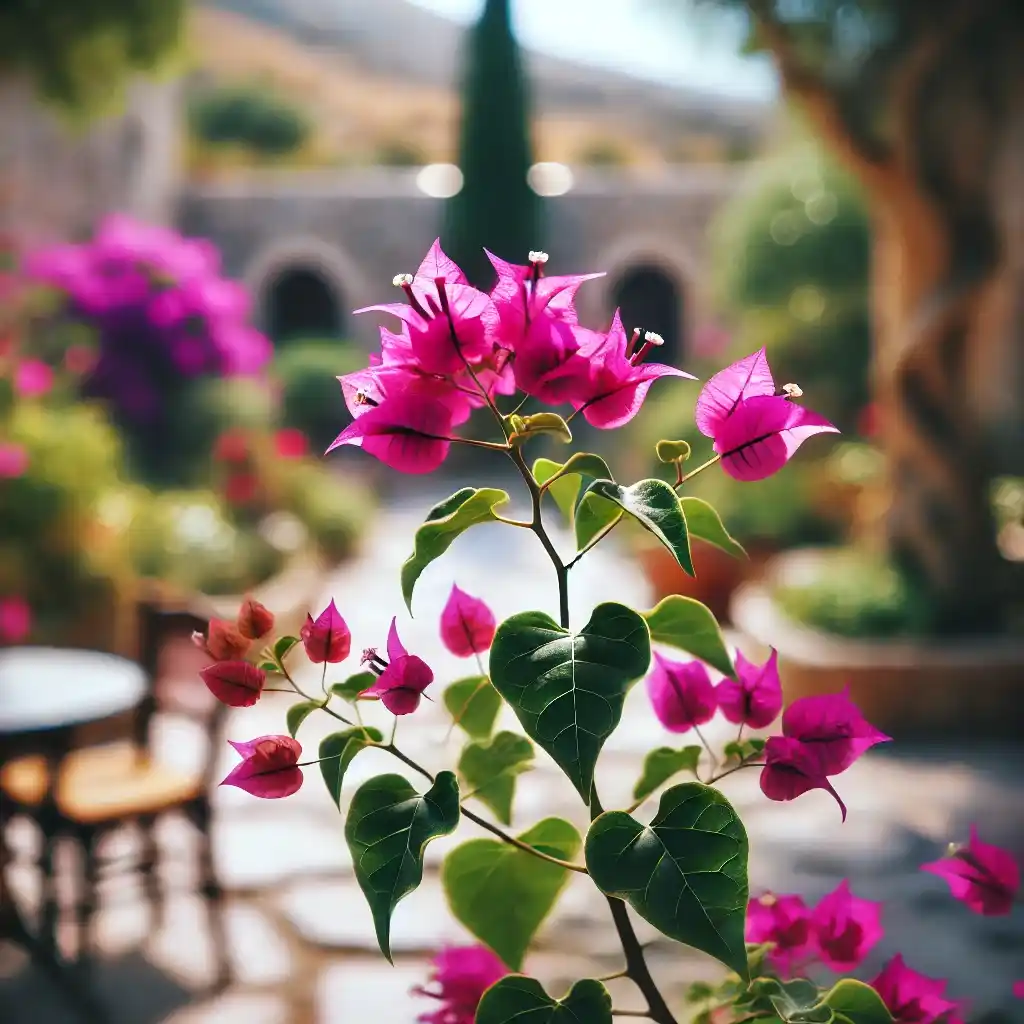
[[3, 484, 1023, 1022]]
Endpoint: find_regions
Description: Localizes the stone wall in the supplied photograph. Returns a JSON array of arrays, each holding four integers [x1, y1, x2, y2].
[[0, 75, 183, 244], [176, 165, 748, 350]]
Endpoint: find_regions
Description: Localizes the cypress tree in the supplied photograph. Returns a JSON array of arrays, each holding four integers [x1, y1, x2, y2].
[[443, 0, 541, 290]]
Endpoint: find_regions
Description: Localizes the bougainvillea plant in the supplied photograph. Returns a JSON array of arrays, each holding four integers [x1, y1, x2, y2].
[[23, 214, 271, 471], [194, 242, 1023, 1024]]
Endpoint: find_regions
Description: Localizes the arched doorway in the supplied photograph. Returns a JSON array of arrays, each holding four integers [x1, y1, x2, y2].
[[610, 265, 684, 368], [264, 265, 344, 344]]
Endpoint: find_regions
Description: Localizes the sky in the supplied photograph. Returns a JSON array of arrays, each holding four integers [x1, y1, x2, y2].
[[408, 0, 778, 101]]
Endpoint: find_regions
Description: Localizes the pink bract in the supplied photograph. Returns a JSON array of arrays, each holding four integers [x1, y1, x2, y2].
[[200, 661, 266, 708], [221, 735, 304, 799], [921, 825, 1020, 916], [870, 955, 964, 1024], [327, 387, 455, 473], [760, 736, 848, 822], [745, 893, 813, 977], [363, 618, 435, 715], [570, 311, 695, 429], [301, 599, 352, 664], [810, 879, 884, 972], [440, 585, 496, 657], [715, 649, 783, 729], [781, 688, 892, 776], [695, 348, 776, 438], [414, 944, 509, 1024], [645, 653, 717, 734]]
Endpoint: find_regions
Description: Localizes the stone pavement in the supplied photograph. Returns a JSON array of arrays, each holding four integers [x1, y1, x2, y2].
[[3, 481, 1023, 1023]]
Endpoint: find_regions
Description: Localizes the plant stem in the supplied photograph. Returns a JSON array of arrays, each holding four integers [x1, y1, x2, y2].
[[509, 446, 570, 629], [675, 454, 721, 488], [382, 743, 588, 874], [606, 898, 679, 1024], [448, 436, 511, 452], [693, 724, 718, 771], [566, 514, 624, 570], [612, 1011, 652, 1019], [706, 761, 765, 785], [281, 665, 352, 726]]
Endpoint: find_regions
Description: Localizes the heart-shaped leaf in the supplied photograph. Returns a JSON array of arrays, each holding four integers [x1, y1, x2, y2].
[[330, 671, 376, 703], [680, 496, 746, 560], [633, 745, 702, 802], [822, 980, 894, 1024], [575, 494, 622, 550], [642, 595, 735, 678], [585, 478, 694, 574], [345, 771, 460, 961], [442, 817, 580, 970], [443, 676, 502, 741], [286, 700, 322, 737], [585, 782, 749, 978], [457, 731, 534, 824], [489, 603, 651, 800], [533, 454, 613, 520], [319, 727, 383, 807], [401, 488, 510, 611], [476, 976, 612, 1024]]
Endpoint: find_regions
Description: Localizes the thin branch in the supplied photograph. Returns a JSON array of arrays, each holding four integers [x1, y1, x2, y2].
[[382, 744, 588, 874]]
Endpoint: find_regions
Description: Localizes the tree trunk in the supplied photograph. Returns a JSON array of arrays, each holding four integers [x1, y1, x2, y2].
[[779, 11, 1024, 633]]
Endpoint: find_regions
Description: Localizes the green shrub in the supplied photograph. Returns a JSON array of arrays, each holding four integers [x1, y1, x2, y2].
[[189, 83, 312, 157], [273, 340, 366, 453], [125, 489, 285, 596], [772, 549, 935, 638]]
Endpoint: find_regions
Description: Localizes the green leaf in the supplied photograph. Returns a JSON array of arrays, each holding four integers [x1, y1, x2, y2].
[[680, 496, 746, 560], [257, 660, 278, 674], [442, 817, 581, 971], [585, 478, 694, 574], [330, 671, 376, 703], [633, 745, 702, 802], [318, 727, 383, 807], [443, 676, 502, 741], [686, 980, 717, 1003], [458, 731, 534, 825], [345, 772, 460, 961], [585, 782, 749, 978], [822, 980, 894, 1024], [476, 976, 612, 1024], [770, 980, 831, 1024], [724, 738, 766, 762], [533, 453, 614, 531], [273, 635, 299, 664], [489, 603, 651, 800], [286, 700, 321, 737], [400, 487, 511, 612], [514, 412, 573, 444], [656, 439, 692, 463], [533, 457, 578, 523], [575, 493, 622, 550], [642, 595, 735, 678]]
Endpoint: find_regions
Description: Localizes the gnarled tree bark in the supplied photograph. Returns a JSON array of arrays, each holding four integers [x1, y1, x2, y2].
[[755, 2, 1024, 633]]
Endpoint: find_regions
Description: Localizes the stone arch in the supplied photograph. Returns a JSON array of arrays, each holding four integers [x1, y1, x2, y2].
[[588, 236, 697, 369], [244, 237, 367, 345]]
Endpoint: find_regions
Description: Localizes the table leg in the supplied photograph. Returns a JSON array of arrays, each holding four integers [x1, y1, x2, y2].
[[1, 829, 110, 1024]]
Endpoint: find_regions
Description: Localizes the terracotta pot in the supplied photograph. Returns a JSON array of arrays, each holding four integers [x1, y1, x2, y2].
[[637, 541, 778, 624], [730, 548, 1024, 738]]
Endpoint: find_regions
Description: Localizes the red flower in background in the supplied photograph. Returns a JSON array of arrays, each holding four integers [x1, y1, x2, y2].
[[274, 427, 309, 459], [214, 429, 251, 463], [224, 472, 260, 505]]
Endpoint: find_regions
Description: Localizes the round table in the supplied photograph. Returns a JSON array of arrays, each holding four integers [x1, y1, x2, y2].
[[0, 646, 147, 738], [0, 646, 147, 1024]]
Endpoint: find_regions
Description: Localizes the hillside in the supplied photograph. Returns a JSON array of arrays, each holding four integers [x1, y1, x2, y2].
[[188, 2, 772, 170]]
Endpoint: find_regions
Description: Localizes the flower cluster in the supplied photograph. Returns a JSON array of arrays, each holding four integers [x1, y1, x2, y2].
[[211, 425, 310, 510], [749, 825, 1021, 1021], [25, 214, 271, 429], [200, 585, 491, 797], [646, 649, 890, 820]]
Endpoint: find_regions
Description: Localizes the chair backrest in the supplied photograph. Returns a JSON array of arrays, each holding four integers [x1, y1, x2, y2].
[[134, 601, 231, 790]]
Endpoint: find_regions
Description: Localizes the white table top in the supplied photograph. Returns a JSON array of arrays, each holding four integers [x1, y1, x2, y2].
[[0, 647, 147, 734]]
